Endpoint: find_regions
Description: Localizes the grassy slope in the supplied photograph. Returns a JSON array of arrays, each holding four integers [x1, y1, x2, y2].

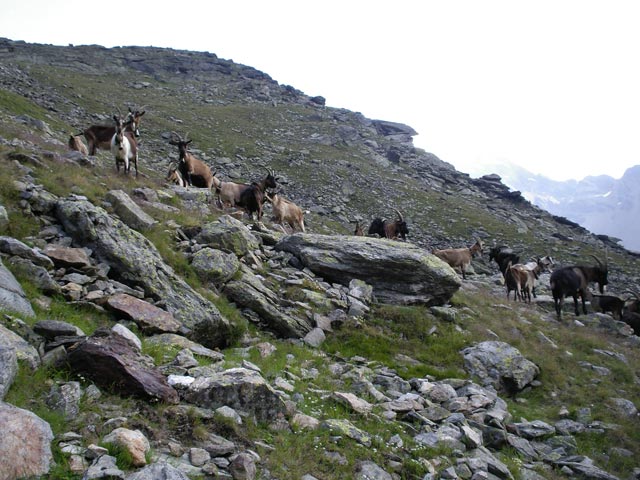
[[0, 52, 639, 478]]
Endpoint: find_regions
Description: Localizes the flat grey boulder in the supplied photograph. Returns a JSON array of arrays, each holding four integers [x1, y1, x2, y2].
[[275, 234, 461, 305], [55, 196, 231, 348], [462, 341, 540, 393], [105, 189, 157, 231], [0, 236, 53, 268], [0, 258, 35, 318], [0, 402, 54, 479], [183, 367, 286, 422]]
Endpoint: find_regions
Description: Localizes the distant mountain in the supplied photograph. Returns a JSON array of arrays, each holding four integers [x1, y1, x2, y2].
[[476, 162, 640, 252]]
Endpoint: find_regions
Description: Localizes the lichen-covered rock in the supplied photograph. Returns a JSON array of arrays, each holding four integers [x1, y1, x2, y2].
[[224, 266, 312, 338], [461, 341, 540, 393], [321, 418, 372, 447], [183, 367, 286, 422], [45, 381, 82, 419], [191, 247, 240, 284], [105, 189, 157, 231], [0, 402, 54, 479], [144, 333, 224, 362], [275, 233, 461, 305], [195, 215, 260, 257], [0, 258, 35, 318], [55, 196, 231, 348], [0, 323, 40, 370]]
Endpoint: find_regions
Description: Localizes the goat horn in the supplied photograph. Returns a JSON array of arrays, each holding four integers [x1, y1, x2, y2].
[[622, 290, 640, 301], [590, 254, 605, 268], [393, 208, 404, 222]]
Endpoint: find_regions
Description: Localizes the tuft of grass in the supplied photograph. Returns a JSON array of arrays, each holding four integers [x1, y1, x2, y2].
[[323, 303, 469, 380]]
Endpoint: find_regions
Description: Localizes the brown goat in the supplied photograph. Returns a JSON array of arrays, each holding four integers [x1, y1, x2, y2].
[[81, 107, 145, 155], [433, 238, 484, 280], [265, 193, 305, 233], [168, 133, 216, 189], [68, 134, 88, 155]]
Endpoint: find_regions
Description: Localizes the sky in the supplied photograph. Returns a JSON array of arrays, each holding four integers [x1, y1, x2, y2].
[[1, 0, 640, 181]]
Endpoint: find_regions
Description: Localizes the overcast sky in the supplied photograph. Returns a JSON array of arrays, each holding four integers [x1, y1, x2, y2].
[[2, 0, 639, 181]]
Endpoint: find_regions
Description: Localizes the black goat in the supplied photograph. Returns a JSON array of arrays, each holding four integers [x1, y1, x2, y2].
[[236, 167, 278, 221], [589, 294, 625, 319], [368, 209, 408, 240], [489, 245, 520, 277], [549, 255, 609, 319]]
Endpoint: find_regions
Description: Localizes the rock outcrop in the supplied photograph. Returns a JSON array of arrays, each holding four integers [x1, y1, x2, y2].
[[55, 196, 231, 348], [276, 233, 461, 305]]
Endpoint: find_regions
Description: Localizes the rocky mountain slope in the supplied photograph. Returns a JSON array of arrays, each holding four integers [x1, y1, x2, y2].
[[0, 38, 639, 480], [472, 161, 640, 252]]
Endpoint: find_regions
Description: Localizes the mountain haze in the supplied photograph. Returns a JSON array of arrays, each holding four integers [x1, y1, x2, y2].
[[478, 162, 640, 252]]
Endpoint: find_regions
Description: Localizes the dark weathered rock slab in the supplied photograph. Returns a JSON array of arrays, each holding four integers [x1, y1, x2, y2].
[[67, 328, 179, 404]]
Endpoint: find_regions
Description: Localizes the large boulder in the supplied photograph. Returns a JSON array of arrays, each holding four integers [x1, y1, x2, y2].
[[55, 196, 231, 348], [0, 258, 35, 318], [461, 341, 540, 393], [0, 346, 17, 401], [195, 215, 260, 257], [275, 234, 461, 305], [0, 402, 54, 479], [67, 328, 179, 404], [183, 367, 287, 422], [191, 247, 240, 284]]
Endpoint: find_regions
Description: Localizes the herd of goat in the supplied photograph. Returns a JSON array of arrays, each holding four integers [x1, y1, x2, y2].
[[68, 109, 640, 334]]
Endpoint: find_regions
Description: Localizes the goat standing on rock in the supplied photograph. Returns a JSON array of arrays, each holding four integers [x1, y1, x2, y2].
[[433, 238, 484, 280], [265, 193, 305, 233], [368, 209, 408, 240]]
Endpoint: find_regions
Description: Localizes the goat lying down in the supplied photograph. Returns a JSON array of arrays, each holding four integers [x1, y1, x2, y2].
[[433, 238, 483, 280]]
